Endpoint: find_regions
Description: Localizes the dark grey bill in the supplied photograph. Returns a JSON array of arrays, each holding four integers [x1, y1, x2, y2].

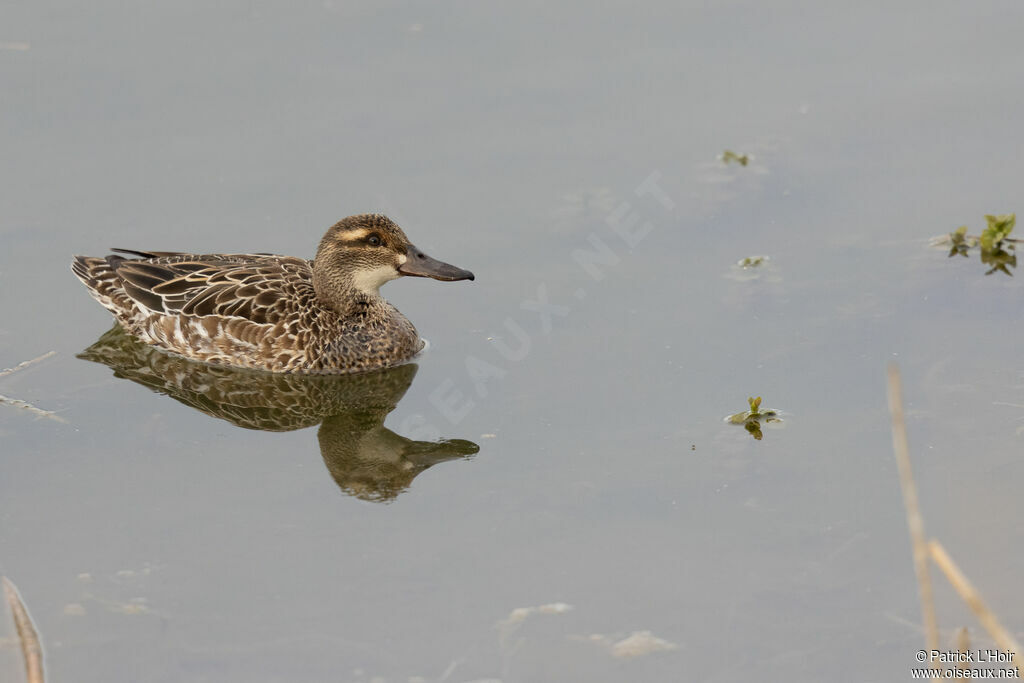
[[398, 244, 475, 281]]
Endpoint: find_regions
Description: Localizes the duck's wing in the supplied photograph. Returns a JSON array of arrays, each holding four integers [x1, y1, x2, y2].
[[110, 248, 275, 259], [111, 253, 314, 325]]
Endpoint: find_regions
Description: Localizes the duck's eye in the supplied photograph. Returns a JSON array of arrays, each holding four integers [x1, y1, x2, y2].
[[366, 234, 382, 246]]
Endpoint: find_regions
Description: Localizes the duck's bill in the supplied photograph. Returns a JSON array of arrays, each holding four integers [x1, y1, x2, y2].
[[399, 244, 475, 281]]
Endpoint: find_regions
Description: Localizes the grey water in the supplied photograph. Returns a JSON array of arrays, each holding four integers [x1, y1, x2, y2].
[[2, 2, 1024, 682]]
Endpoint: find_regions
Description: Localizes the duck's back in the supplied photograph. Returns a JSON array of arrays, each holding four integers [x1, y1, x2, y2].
[[72, 251, 421, 373]]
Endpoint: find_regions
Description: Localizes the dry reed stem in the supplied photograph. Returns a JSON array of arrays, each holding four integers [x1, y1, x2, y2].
[[955, 627, 971, 672], [928, 541, 1023, 656], [2, 577, 44, 683], [886, 364, 940, 655]]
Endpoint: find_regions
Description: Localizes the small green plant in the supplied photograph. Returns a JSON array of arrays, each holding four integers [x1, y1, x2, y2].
[[725, 396, 781, 441], [946, 226, 976, 257], [934, 213, 1018, 276], [720, 150, 750, 166], [737, 255, 768, 268], [980, 214, 1016, 250]]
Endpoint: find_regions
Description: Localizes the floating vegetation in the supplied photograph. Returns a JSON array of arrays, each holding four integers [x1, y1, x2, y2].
[[932, 214, 1018, 276], [726, 254, 780, 284], [720, 149, 750, 166], [736, 255, 768, 268], [725, 396, 781, 441]]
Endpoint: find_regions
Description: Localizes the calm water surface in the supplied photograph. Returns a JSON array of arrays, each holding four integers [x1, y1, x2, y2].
[[3, 2, 1024, 682]]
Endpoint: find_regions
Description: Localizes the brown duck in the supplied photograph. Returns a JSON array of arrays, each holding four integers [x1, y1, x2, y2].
[[71, 214, 474, 373]]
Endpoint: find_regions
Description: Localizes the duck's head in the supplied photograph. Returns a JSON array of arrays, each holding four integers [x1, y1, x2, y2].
[[313, 214, 474, 304]]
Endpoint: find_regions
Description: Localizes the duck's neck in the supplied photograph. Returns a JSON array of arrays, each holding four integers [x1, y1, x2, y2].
[[313, 259, 387, 316]]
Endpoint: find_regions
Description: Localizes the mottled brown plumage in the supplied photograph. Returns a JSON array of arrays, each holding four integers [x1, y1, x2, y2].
[[71, 214, 474, 374]]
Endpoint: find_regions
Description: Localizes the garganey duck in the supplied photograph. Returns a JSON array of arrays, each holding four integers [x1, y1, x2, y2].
[[71, 214, 474, 374]]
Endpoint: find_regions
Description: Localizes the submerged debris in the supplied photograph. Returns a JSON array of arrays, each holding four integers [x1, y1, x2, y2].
[[498, 602, 573, 630], [0, 351, 64, 423], [574, 630, 679, 659], [79, 592, 159, 617], [0, 352, 56, 380], [63, 603, 86, 616]]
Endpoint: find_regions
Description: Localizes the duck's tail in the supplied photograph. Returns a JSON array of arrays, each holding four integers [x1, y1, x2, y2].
[[71, 254, 135, 321]]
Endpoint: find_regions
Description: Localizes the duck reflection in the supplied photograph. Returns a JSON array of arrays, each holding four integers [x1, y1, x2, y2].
[[79, 327, 479, 502]]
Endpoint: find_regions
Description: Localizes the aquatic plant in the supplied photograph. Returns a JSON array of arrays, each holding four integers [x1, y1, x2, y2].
[[720, 149, 750, 166], [725, 396, 781, 441], [736, 255, 768, 268], [934, 213, 1018, 276]]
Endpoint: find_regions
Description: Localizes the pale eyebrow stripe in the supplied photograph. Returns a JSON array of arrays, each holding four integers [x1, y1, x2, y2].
[[338, 227, 371, 240]]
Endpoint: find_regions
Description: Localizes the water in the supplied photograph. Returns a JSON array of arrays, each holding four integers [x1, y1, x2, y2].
[[3, 2, 1024, 681]]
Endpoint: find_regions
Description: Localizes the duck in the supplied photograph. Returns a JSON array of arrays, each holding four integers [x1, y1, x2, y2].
[[71, 214, 474, 374]]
